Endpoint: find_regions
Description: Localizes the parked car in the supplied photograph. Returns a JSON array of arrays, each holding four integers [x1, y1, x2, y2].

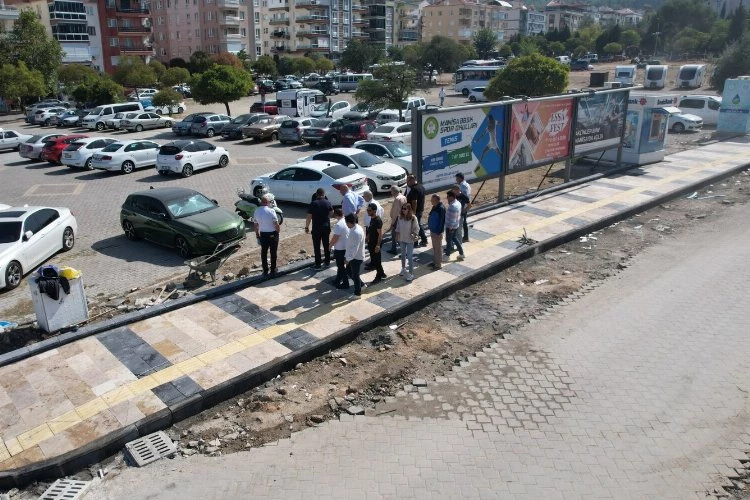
[[91, 140, 161, 174], [299, 147, 407, 194], [25, 103, 67, 123], [678, 95, 721, 125], [121, 112, 174, 132], [339, 121, 377, 146], [302, 118, 350, 147], [50, 109, 85, 127], [343, 103, 383, 121], [127, 88, 157, 99], [312, 78, 340, 96], [61, 137, 117, 169], [310, 100, 351, 119], [376, 97, 427, 124], [0, 129, 32, 151], [190, 114, 232, 137], [367, 122, 412, 145], [242, 115, 290, 141], [250, 161, 368, 206], [353, 140, 412, 173], [570, 60, 594, 71], [120, 187, 245, 258], [0, 205, 77, 290], [257, 80, 276, 94], [156, 140, 230, 177], [19, 134, 64, 160], [106, 112, 139, 131], [147, 102, 186, 115], [172, 112, 212, 136], [468, 86, 488, 103], [34, 107, 67, 126], [278, 118, 315, 144], [668, 112, 703, 133], [220, 113, 270, 140], [250, 102, 279, 115], [40, 134, 89, 164]]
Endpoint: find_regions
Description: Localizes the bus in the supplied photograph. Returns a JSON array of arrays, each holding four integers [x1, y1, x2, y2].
[[276, 89, 327, 117], [461, 59, 504, 67], [335, 73, 374, 92], [454, 65, 504, 96]]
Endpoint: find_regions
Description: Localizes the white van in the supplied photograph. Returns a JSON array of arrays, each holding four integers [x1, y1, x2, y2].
[[376, 97, 427, 124], [335, 73, 373, 92], [82, 102, 144, 131], [614, 65, 637, 86], [644, 65, 668, 89], [276, 89, 327, 117], [556, 56, 571, 65], [677, 64, 707, 89]]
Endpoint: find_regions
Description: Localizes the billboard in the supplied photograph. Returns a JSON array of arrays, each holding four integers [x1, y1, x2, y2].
[[574, 89, 628, 153], [419, 104, 506, 191], [508, 98, 574, 172]]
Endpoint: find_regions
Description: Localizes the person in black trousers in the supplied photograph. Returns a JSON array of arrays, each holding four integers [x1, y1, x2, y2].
[[366, 203, 387, 284], [406, 175, 428, 247], [305, 188, 333, 269]]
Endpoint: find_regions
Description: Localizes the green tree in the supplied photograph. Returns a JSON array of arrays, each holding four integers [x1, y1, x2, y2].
[[169, 57, 188, 68], [672, 27, 710, 54], [0, 62, 47, 109], [712, 33, 750, 89], [276, 56, 296, 76], [253, 55, 278, 77], [58, 64, 99, 89], [498, 44, 513, 58], [473, 28, 498, 59], [112, 56, 157, 89], [190, 64, 253, 115], [708, 20, 730, 53], [315, 57, 334, 74], [387, 46, 404, 61], [423, 35, 470, 73], [149, 59, 167, 82], [341, 39, 383, 72], [71, 77, 124, 106], [354, 63, 416, 121], [161, 67, 191, 87], [620, 29, 641, 48], [603, 42, 623, 55], [549, 41, 565, 55], [189, 51, 213, 74], [212, 53, 244, 69], [293, 56, 316, 75], [518, 37, 540, 56], [485, 54, 568, 99], [727, 5, 746, 43], [152, 88, 183, 114]]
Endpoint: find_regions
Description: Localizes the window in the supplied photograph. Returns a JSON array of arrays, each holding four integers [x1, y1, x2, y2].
[[87, 26, 96, 35], [158, 16, 164, 24], [256, 46, 262, 56], [109, 37, 119, 46], [255, 28, 260, 38], [254, 12, 259, 22], [239, 11, 245, 19], [107, 18, 117, 27], [176, 31, 180, 39], [156, 1, 162, 7]]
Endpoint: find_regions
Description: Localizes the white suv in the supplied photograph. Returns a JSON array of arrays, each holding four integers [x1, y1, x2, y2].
[[376, 97, 427, 124], [678, 95, 721, 125]]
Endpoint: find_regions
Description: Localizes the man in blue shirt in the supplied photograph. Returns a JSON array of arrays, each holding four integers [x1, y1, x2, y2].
[[427, 194, 445, 270], [339, 184, 364, 218]]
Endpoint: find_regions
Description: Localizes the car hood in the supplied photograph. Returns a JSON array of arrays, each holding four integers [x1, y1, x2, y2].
[[673, 112, 702, 121], [178, 208, 241, 233], [387, 156, 412, 170], [362, 161, 405, 176]]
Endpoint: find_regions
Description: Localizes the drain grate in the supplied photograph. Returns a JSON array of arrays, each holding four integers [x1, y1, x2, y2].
[[125, 431, 177, 467], [38, 479, 91, 500]]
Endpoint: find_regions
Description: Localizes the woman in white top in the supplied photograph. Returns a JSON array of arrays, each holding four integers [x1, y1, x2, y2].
[[395, 203, 420, 282]]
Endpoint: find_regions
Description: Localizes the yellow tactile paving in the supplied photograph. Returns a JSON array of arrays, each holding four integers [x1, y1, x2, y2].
[[0, 144, 747, 472]]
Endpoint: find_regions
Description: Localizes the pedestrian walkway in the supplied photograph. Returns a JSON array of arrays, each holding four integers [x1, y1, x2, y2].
[[0, 139, 748, 487]]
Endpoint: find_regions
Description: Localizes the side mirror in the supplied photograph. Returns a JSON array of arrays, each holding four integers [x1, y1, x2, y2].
[[24, 230, 33, 241], [348, 163, 356, 169], [211, 199, 219, 205]]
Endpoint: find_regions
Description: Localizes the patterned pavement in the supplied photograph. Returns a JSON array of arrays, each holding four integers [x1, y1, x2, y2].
[[0, 139, 748, 483]]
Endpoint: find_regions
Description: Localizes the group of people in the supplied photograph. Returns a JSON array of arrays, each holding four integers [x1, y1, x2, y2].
[[256, 171, 472, 300]]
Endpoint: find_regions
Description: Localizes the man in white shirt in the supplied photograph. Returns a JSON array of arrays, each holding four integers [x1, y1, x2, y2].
[[253, 194, 281, 277], [344, 213, 366, 297], [329, 208, 350, 289]]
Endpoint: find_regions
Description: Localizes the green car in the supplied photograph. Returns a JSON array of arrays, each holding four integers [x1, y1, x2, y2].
[[120, 187, 245, 258]]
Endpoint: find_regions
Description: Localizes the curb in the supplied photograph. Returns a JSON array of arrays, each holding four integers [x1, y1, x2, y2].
[[0, 162, 747, 488]]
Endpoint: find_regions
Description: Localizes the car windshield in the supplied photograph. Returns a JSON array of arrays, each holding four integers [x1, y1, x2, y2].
[[125, 112, 139, 119], [0, 222, 21, 243], [255, 118, 273, 126], [383, 142, 411, 157], [312, 118, 333, 127], [26, 135, 43, 143], [181, 113, 198, 122], [113, 113, 124, 119], [351, 103, 370, 112], [373, 124, 397, 133], [90, 106, 104, 115], [350, 151, 383, 167], [166, 193, 216, 218], [232, 114, 251, 123], [101, 142, 124, 152], [159, 145, 182, 155], [323, 164, 360, 180], [313, 103, 330, 112]]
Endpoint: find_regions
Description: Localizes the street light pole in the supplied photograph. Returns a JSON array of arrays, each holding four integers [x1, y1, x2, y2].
[[653, 31, 661, 57]]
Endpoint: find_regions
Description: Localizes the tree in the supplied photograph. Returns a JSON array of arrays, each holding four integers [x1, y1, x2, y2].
[[276, 56, 296, 76], [387, 46, 404, 61], [0, 62, 47, 109], [315, 57, 334, 74], [423, 36, 470, 73], [293, 56, 316, 75], [708, 20, 730, 53], [498, 44, 513, 58], [549, 41, 565, 55], [212, 53, 244, 69], [253, 55, 277, 77], [112, 57, 157, 89], [190, 64, 253, 115], [603, 42, 623, 55], [620, 29, 641, 48], [58, 64, 99, 89], [161, 67, 191, 87], [149, 60, 167, 82], [473, 28, 498, 59], [152, 88, 183, 114], [169, 57, 188, 68], [341, 39, 383, 72], [485, 53, 568, 99], [518, 37, 541, 56], [189, 51, 213, 74], [672, 27, 710, 54], [354, 63, 416, 121], [727, 5, 746, 44], [71, 77, 124, 106]]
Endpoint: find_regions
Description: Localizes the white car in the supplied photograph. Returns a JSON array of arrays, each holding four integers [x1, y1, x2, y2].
[[0, 205, 77, 290], [0, 129, 32, 151], [92, 140, 161, 174], [128, 88, 158, 99], [18, 133, 64, 160], [468, 86, 488, 103], [678, 95, 721, 125], [146, 102, 186, 115], [106, 112, 139, 131], [367, 122, 412, 145], [376, 97, 427, 124], [310, 101, 352, 119], [34, 107, 67, 126], [668, 112, 703, 133], [299, 147, 408, 194], [156, 140, 230, 178], [353, 140, 412, 173], [61, 137, 117, 169], [250, 160, 368, 205]]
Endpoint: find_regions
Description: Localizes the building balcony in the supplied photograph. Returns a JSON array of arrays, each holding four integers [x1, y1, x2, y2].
[[268, 3, 289, 10], [119, 45, 154, 54], [220, 32, 242, 42], [296, 44, 329, 51], [351, 30, 368, 38], [269, 17, 290, 24], [296, 0, 327, 7], [296, 14, 329, 22], [352, 17, 366, 24], [115, 7, 150, 15], [220, 15, 241, 25], [272, 29, 290, 38], [398, 31, 418, 41], [298, 29, 328, 37], [54, 33, 90, 42], [117, 25, 152, 33], [0, 5, 20, 21], [49, 13, 87, 22], [217, 0, 240, 6], [351, 3, 366, 11], [271, 45, 289, 52]]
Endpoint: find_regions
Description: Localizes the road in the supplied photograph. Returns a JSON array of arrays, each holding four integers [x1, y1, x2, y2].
[[83, 199, 750, 499]]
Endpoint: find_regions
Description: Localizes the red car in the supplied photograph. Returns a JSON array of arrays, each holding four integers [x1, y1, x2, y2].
[[40, 134, 89, 164], [250, 102, 278, 115], [340, 120, 377, 146]]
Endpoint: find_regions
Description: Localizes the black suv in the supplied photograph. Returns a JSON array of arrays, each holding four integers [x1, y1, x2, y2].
[[313, 78, 340, 96], [220, 113, 270, 140]]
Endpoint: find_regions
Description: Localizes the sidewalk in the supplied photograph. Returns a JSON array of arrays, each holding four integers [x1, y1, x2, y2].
[[0, 138, 748, 487]]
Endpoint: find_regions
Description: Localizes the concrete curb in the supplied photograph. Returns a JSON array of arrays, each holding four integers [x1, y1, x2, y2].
[[0, 162, 746, 488]]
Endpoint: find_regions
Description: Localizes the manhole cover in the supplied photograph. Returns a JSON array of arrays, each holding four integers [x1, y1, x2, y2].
[[38, 479, 91, 500], [125, 431, 177, 467]]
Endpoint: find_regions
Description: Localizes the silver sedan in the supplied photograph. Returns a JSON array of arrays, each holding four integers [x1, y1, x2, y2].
[[121, 112, 174, 132]]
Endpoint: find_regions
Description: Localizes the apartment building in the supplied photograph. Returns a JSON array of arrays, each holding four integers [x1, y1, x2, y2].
[[396, 0, 420, 46], [543, 1, 588, 31], [4, 0, 51, 31], [49, 0, 103, 66], [0, 0, 21, 31], [420, 0, 512, 47], [519, 5, 545, 35]]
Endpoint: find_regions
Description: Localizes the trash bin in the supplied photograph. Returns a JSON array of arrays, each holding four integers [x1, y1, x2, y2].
[[29, 273, 88, 332], [589, 72, 608, 87]]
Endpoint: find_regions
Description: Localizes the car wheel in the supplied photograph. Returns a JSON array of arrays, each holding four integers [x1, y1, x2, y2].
[[328, 135, 338, 147], [178, 107, 184, 114], [182, 164, 194, 177], [206, 128, 215, 137], [671, 122, 685, 133], [121, 160, 135, 174], [164, 121, 173, 128], [367, 179, 377, 194], [62, 226, 75, 251], [469, 96, 477, 102], [219, 155, 229, 168], [96, 122, 105, 131], [462, 88, 470, 97], [4, 261, 22, 290], [84, 157, 93, 170], [175, 236, 191, 258], [123, 220, 139, 240], [135, 124, 144, 132], [44, 118, 51, 126]]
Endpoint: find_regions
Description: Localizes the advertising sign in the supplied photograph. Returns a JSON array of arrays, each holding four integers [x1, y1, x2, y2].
[[508, 98, 574, 172], [419, 104, 506, 191], [718, 78, 750, 133], [574, 90, 628, 153]]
